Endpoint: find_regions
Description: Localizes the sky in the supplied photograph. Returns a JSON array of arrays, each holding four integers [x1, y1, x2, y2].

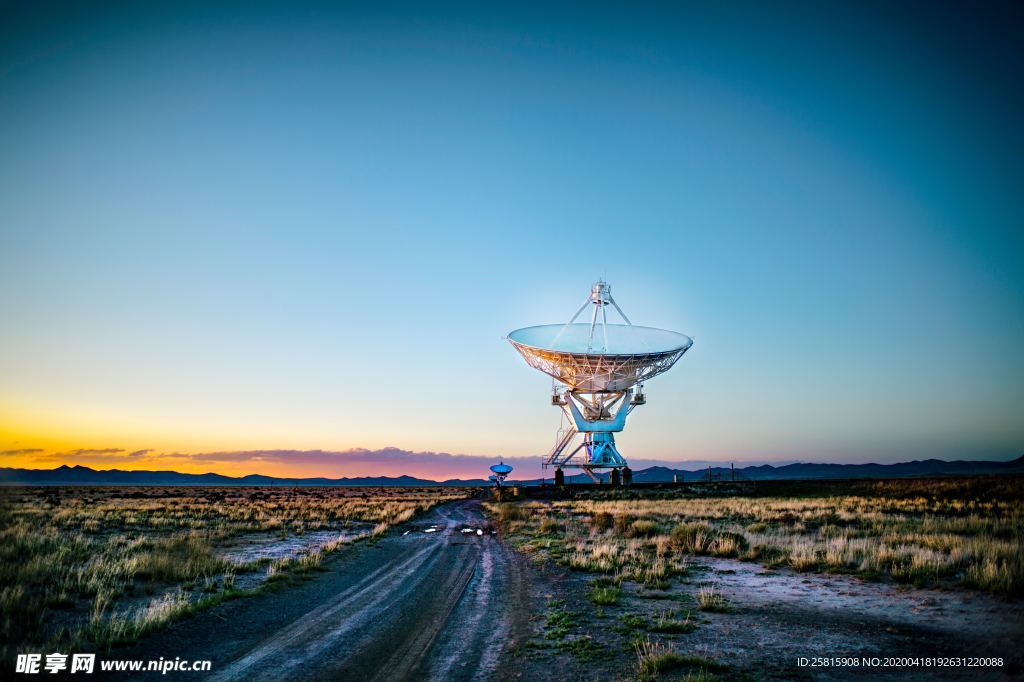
[[1, 1, 1022, 480]]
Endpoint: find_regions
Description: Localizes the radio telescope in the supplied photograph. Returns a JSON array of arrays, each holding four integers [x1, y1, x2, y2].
[[489, 462, 513, 487], [507, 281, 692, 484]]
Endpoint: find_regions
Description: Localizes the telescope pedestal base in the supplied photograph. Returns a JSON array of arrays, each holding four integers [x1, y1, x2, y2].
[[581, 432, 627, 468]]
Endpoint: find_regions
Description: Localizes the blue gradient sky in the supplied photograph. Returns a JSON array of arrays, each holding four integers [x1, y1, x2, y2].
[[1, 1, 1022, 476]]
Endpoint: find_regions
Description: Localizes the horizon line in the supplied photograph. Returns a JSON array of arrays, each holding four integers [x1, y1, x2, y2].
[[4, 453, 1022, 484]]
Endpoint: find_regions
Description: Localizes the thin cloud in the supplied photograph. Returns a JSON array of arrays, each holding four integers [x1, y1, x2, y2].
[[0, 448, 44, 456], [173, 448, 705, 480], [188, 447, 532, 463], [39, 448, 155, 463], [65, 448, 126, 456], [180, 448, 540, 479]]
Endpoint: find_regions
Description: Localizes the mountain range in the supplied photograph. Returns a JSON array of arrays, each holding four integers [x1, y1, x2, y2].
[[1, 455, 1022, 486]]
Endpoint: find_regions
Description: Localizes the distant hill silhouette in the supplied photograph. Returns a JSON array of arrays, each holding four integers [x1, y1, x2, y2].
[[1, 456, 1022, 486], [545, 455, 1024, 485], [0, 464, 489, 487]]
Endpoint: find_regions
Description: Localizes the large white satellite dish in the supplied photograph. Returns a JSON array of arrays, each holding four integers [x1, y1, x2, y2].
[[507, 281, 692, 483], [508, 323, 691, 392]]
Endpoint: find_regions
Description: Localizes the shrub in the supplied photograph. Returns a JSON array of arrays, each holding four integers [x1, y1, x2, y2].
[[493, 503, 525, 524], [789, 548, 819, 572], [539, 517, 560, 534], [742, 544, 789, 566], [613, 514, 636, 535], [670, 522, 714, 553], [629, 519, 661, 538], [590, 512, 614, 531], [133, 534, 226, 582], [964, 556, 1021, 595], [711, 531, 748, 557]]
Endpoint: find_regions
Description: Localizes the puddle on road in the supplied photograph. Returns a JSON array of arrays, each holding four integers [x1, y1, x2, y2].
[[216, 525, 374, 565], [407, 524, 491, 538]]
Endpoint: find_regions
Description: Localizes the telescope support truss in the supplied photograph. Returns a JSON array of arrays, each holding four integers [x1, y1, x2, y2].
[[544, 388, 639, 481]]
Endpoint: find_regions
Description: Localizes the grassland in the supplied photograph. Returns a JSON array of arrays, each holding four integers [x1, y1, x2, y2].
[[491, 477, 1024, 595], [0, 486, 467, 660], [487, 477, 1023, 679]]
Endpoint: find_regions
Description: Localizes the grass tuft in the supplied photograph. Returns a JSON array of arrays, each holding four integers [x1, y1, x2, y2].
[[696, 585, 730, 612], [590, 584, 622, 606], [635, 635, 726, 680], [649, 609, 696, 633]]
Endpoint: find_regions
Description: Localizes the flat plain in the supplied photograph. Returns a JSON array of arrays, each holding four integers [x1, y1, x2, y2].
[[0, 485, 468, 664], [1, 477, 1021, 680], [489, 477, 1023, 680]]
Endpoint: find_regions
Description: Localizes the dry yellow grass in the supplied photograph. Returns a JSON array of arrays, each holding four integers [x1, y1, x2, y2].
[[0, 485, 466, 659], [489, 478, 1024, 595]]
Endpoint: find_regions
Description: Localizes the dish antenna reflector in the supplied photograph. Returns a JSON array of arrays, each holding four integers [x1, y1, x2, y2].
[[489, 462, 513, 487], [507, 281, 692, 483]]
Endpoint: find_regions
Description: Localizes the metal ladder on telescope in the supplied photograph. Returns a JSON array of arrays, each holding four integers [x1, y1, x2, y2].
[[545, 425, 578, 469]]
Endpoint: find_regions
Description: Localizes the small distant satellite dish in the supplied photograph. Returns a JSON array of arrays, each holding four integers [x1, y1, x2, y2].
[[488, 461, 513, 487]]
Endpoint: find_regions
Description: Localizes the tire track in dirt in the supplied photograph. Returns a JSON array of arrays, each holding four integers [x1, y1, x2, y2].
[[366, 543, 479, 681], [163, 499, 534, 682], [209, 541, 440, 681]]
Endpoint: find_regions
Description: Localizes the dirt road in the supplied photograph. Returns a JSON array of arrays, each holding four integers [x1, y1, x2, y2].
[[121, 499, 533, 681]]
